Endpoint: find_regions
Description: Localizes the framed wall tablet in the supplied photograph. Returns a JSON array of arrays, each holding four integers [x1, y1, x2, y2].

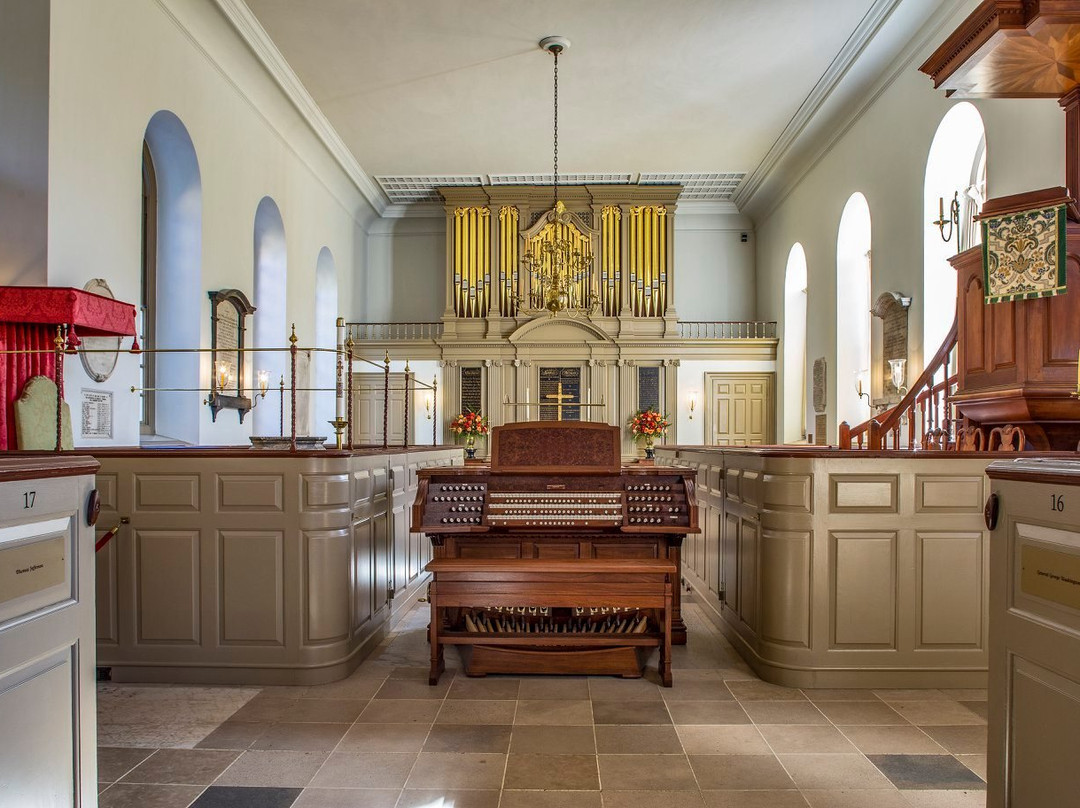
[[208, 289, 256, 423]]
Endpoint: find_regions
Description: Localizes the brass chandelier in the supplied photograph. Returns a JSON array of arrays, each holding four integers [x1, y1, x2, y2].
[[519, 36, 598, 317]]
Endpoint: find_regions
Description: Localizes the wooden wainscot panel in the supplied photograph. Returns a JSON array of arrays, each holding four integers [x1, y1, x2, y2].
[[708, 465, 722, 493], [134, 474, 200, 512], [831, 532, 896, 648], [219, 531, 284, 645], [353, 516, 374, 629], [391, 464, 406, 495], [373, 466, 389, 500], [917, 532, 983, 647], [962, 273, 986, 378], [915, 475, 984, 513], [829, 474, 898, 513], [302, 474, 350, 510], [991, 299, 1018, 374], [762, 474, 812, 513], [1039, 253, 1080, 373], [723, 513, 740, 615], [741, 470, 762, 507], [353, 468, 373, 504], [739, 518, 760, 632], [305, 529, 350, 643], [706, 508, 721, 596], [372, 511, 390, 615], [96, 473, 117, 510], [216, 474, 284, 512], [135, 530, 200, 643], [1009, 658, 1080, 808], [725, 468, 741, 502], [760, 529, 811, 647], [95, 531, 118, 644]]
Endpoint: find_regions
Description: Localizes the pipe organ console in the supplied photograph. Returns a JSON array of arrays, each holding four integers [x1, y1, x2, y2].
[[413, 421, 698, 679]]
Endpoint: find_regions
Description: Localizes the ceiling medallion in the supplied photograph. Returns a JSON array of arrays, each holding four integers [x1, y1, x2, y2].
[[517, 36, 599, 318]]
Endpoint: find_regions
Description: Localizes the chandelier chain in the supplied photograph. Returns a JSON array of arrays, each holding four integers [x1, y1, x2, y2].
[[553, 48, 559, 193]]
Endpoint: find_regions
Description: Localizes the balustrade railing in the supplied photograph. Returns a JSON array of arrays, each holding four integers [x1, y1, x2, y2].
[[677, 321, 777, 339], [346, 322, 443, 341], [839, 315, 959, 450]]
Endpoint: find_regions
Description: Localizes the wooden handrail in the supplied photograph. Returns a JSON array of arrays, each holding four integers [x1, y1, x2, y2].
[[840, 313, 958, 449]]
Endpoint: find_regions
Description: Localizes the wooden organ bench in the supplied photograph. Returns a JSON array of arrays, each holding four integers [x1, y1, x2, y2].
[[412, 421, 698, 681], [425, 558, 675, 686]]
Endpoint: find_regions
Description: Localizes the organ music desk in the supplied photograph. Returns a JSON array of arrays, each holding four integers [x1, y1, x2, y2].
[[413, 421, 698, 679]]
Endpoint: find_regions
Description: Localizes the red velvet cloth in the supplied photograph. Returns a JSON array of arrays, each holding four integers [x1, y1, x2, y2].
[[0, 323, 56, 450], [0, 286, 136, 450]]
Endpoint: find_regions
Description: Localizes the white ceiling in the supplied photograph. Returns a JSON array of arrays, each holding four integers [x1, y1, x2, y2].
[[243, 0, 885, 204]]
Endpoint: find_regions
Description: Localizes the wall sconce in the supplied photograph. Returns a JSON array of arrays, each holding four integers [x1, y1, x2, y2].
[[256, 369, 270, 400], [216, 361, 233, 392], [932, 191, 960, 248], [687, 391, 697, 420], [425, 393, 433, 420], [889, 358, 908, 396], [854, 370, 870, 405]]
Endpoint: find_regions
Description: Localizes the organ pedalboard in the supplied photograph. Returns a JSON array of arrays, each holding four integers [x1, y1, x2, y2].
[[421, 478, 692, 531]]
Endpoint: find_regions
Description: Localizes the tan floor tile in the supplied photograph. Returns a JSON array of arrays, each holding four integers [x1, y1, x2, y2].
[[666, 701, 751, 725], [337, 722, 430, 754], [701, 790, 808, 807], [891, 702, 985, 726], [515, 699, 594, 725], [593, 700, 672, 725], [726, 680, 807, 701], [96, 782, 205, 808], [742, 701, 828, 725], [299, 676, 384, 700], [358, 699, 441, 724], [778, 753, 894, 790], [801, 789, 911, 807], [501, 791, 603, 808], [447, 677, 521, 700], [120, 748, 238, 785], [249, 722, 349, 752], [423, 723, 512, 753], [292, 788, 399, 808], [663, 680, 735, 701], [214, 749, 326, 788], [405, 752, 507, 789], [874, 689, 949, 702], [598, 754, 697, 790], [757, 724, 858, 753], [804, 689, 882, 702], [97, 748, 156, 782], [839, 725, 948, 755], [374, 678, 451, 700], [688, 754, 795, 789], [279, 698, 367, 723], [957, 754, 987, 781], [510, 724, 596, 754], [815, 701, 907, 726], [516, 677, 590, 700], [398, 789, 501, 808], [920, 726, 987, 755], [589, 677, 664, 701], [436, 699, 516, 725], [898, 790, 988, 807], [940, 689, 987, 702], [605, 789, 707, 807], [595, 724, 683, 754], [227, 695, 294, 722], [195, 721, 269, 750], [676, 724, 770, 755], [505, 753, 600, 789], [308, 751, 416, 788]]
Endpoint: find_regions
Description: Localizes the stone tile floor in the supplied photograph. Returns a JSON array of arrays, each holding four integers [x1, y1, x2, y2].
[[97, 603, 988, 807]]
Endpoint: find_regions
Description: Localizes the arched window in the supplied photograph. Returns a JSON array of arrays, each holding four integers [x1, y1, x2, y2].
[[923, 102, 986, 359], [836, 193, 872, 428], [142, 111, 202, 444], [252, 197, 287, 437], [783, 243, 808, 443], [313, 247, 338, 434]]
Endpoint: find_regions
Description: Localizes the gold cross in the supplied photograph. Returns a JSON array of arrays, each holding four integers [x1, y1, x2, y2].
[[543, 381, 576, 421]]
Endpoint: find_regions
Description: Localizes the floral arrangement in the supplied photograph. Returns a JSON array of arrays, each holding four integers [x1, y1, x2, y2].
[[628, 408, 670, 443], [450, 410, 490, 439]]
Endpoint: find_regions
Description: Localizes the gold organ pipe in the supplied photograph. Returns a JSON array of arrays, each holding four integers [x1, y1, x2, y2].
[[658, 206, 667, 314]]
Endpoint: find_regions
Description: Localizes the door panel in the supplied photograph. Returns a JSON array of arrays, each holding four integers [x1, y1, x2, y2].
[[707, 374, 774, 446]]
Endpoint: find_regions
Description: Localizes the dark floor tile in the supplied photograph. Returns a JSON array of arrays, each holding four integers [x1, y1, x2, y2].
[[190, 785, 302, 807], [665, 701, 751, 725], [423, 723, 512, 753], [196, 722, 269, 751], [509, 724, 596, 754], [278, 698, 366, 723], [97, 748, 156, 782], [504, 753, 600, 790], [121, 748, 239, 785], [98, 782, 205, 808], [958, 701, 989, 721], [592, 700, 672, 725], [227, 696, 294, 723], [868, 754, 988, 789], [594, 724, 683, 754]]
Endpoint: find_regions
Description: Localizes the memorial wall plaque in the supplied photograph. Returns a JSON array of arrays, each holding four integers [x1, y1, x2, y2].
[[539, 367, 581, 421], [208, 289, 256, 423], [81, 390, 113, 439], [1021, 543, 1080, 612], [460, 367, 483, 414], [638, 366, 661, 412], [813, 358, 827, 413]]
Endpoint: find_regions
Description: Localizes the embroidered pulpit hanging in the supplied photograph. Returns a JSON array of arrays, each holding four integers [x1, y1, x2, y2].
[[982, 204, 1067, 304]]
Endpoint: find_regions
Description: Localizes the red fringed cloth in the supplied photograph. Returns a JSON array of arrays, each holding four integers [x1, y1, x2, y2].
[[0, 286, 137, 450]]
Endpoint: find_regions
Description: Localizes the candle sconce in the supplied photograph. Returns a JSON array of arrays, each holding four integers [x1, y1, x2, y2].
[[889, 358, 908, 397], [932, 191, 961, 248], [207, 289, 256, 423], [855, 371, 871, 406], [687, 391, 697, 420]]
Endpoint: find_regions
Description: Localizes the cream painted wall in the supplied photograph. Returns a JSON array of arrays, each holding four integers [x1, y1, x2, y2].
[[755, 3, 1065, 444], [673, 210, 757, 322], [365, 217, 445, 322], [675, 360, 776, 445], [45, 0, 378, 447]]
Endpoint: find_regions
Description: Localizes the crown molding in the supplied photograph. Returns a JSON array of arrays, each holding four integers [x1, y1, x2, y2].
[[675, 200, 742, 215], [733, 0, 903, 211], [212, 0, 389, 217]]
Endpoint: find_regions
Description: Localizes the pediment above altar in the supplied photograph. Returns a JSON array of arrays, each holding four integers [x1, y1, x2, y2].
[[508, 316, 612, 344]]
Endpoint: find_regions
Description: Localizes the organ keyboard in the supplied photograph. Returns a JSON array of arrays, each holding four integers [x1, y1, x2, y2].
[[413, 421, 698, 678]]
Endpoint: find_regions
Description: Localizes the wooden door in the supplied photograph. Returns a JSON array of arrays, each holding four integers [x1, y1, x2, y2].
[[351, 372, 407, 445], [706, 373, 773, 445]]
